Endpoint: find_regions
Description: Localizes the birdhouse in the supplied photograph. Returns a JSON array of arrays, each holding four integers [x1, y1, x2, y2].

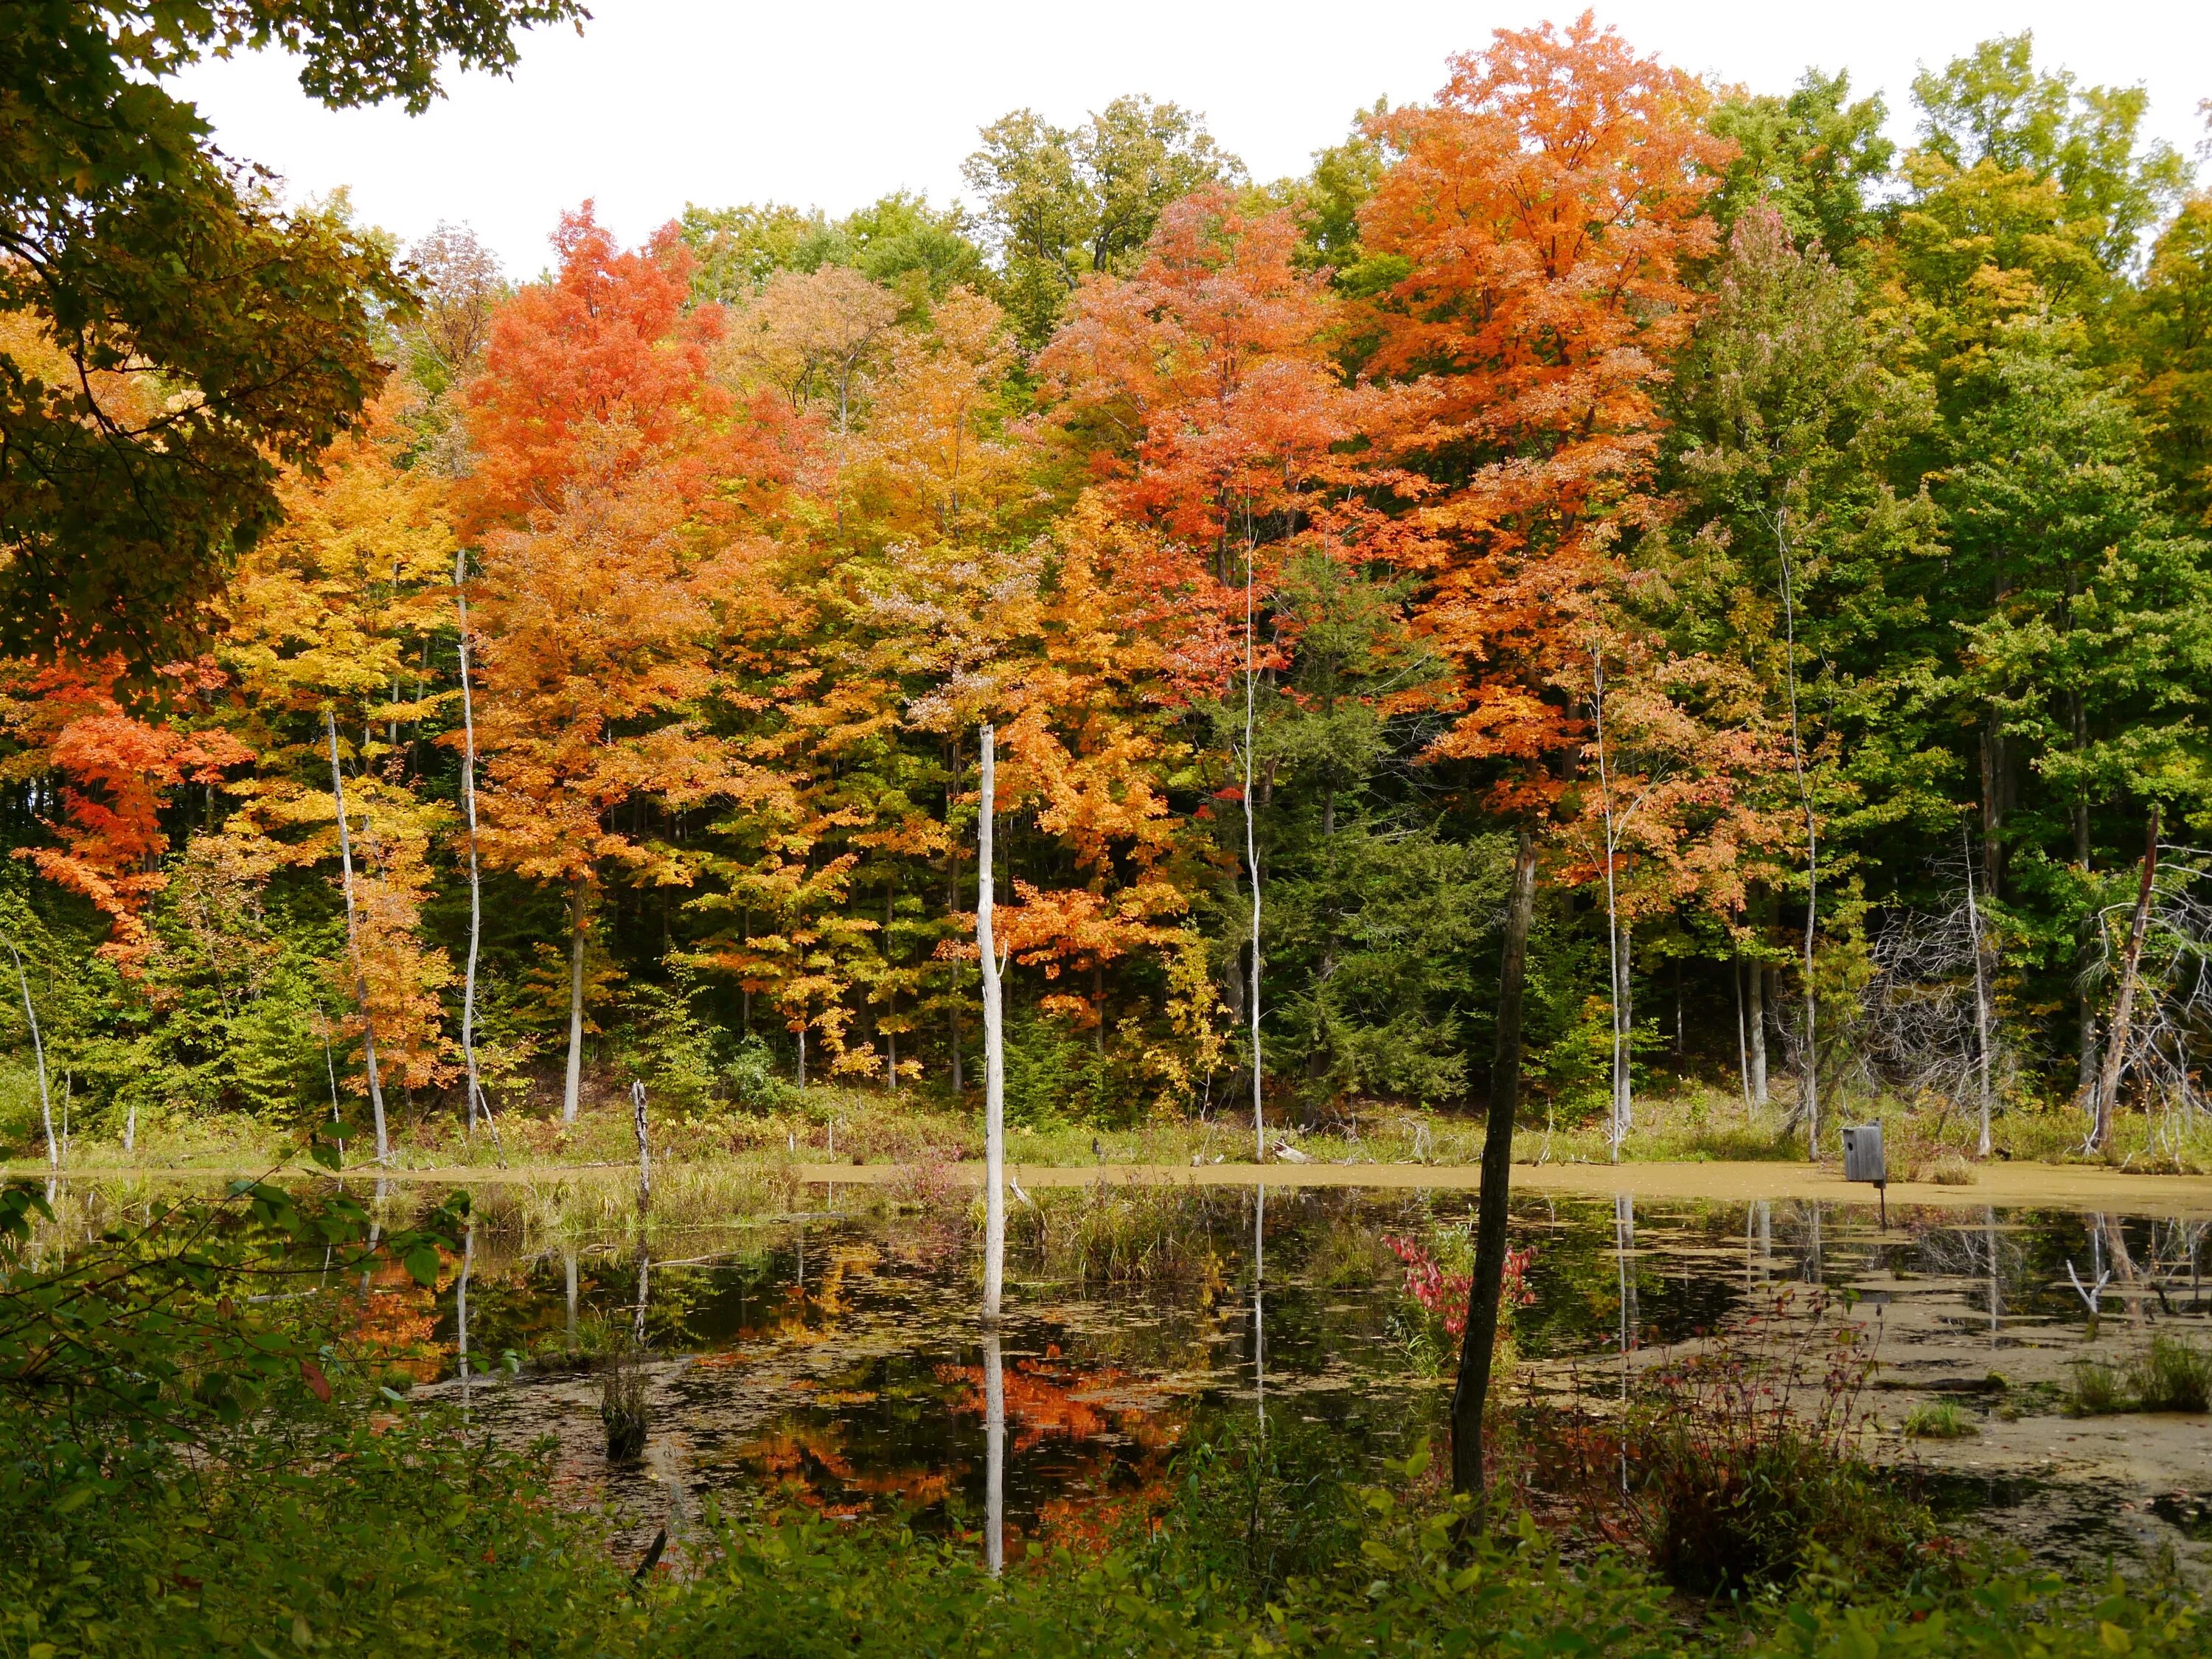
[[1841, 1123, 1885, 1186]]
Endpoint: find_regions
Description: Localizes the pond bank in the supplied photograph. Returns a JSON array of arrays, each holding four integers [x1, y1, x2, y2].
[[13, 1156, 2212, 1218]]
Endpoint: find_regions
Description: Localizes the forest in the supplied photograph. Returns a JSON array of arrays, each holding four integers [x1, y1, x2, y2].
[[4, 15, 2212, 1169], [9, 6, 2212, 1656]]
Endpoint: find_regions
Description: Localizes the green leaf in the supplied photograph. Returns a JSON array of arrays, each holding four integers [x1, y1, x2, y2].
[[55, 1481, 103, 1514]]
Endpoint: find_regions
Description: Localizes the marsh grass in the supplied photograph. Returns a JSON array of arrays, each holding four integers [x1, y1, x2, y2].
[[1900, 1399, 1978, 1438], [1009, 1183, 1225, 1284], [600, 1349, 650, 1461], [1915, 1155, 1979, 1186], [2065, 1357, 2130, 1416], [1304, 1214, 1398, 1288], [2129, 1333, 2212, 1413]]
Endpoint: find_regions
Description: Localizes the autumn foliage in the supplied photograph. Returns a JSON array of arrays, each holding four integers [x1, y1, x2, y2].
[[6, 16, 2208, 1151]]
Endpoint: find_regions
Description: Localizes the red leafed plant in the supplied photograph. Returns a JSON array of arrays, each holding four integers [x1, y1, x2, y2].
[[1384, 1233, 1533, 1338]]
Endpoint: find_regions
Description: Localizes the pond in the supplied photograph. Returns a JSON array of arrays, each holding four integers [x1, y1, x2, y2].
[[370, 1178, 2212, 1573]]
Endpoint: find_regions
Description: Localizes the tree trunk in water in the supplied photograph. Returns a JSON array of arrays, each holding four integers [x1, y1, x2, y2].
[[978, 723, 1006, 1321], [563, 877, 586, 1124], [983, 1329, 1006, 1574], [633, 1079, 651, 1212], [327, 712, 388, 1161], [1453, 831, 1537, 1504], [2090, 805, 2160, 1152]]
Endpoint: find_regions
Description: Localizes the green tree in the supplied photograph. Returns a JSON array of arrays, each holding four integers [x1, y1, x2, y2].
[[2131, 195, 2212, 520], [1942, 323, 2212, 1087], [0, 0, 584, 666], [679, 193, 987, 308], [964, 96, 1244, 341], [1706, 69, 1893, 260]]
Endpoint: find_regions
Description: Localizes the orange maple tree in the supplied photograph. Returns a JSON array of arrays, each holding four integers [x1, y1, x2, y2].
[[0, 658, 248, 970], [1360, 13, 1730, 805]]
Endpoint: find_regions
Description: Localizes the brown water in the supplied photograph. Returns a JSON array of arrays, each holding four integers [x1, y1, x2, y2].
[[386, 1182, 2212, 1571]]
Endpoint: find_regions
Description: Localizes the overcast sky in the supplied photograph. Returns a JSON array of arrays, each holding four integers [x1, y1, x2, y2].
[[171, 0, 2212, 276]]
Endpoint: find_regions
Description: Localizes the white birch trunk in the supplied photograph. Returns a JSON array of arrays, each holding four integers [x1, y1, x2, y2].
[[1964, 838, 1996, 1158], [454, 550, 498, 1149], [978, 723, 1006, 1321], [7, 942, 53, 1169], [563, 877, 585, 1123], [1777, 515, 1819, 1156], [1244, 543, 1264, 1161], [327, 712, 389, 1161]]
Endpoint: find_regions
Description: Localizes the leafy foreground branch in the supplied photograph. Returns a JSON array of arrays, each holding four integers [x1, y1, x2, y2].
[[3, 1424, 2205, 1659], [0, 1182, 2205, 1657]]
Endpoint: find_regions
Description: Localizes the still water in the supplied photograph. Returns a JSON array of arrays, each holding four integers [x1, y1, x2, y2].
[[401, 1183, 2212, 1568]]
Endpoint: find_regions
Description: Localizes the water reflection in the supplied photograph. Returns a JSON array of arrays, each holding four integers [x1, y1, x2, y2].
[[162, 1180, 2191, 1562]]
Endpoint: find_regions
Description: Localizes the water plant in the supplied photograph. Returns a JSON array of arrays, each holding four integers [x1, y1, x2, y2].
[[2129, 1333, 2212, 1413], [1901, 1399, 1978, 1438], [1565, 1293, 1936, 1596], [1008, 1184, 1223, 1284], [2066, 1357, 2132, 1416], [601, 1349, 650, 1461]]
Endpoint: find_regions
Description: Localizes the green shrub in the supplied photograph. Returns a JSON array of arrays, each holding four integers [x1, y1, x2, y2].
[[1599, 1296, 1935, 1597]]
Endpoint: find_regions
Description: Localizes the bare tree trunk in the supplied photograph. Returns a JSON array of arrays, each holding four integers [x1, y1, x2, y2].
[[1734, 959, 1753, 1116], [1748, 958, 1769, 1106], [633, 1079, 651, 1212], [886, 884, 899, 1092], [327, 712, 389, 1161], [6, 942, 54, 1169], [1591, 641, 1627, 1162], [979, 723, 1006, 1321], [563, 876, 587, 1124], [455, 551, 497, 1149], [1964, 836, 1996, 1158], [1777, 517, 1819, 1157], [1243, 545, 1264, 1163], [1614, 925, 1634, 1155], [2090, 805, 2160, 1152], [1452, 831, 1537, 1503]]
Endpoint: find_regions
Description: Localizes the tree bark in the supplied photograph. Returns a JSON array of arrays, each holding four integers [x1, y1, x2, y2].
[[1452, 830, 1537, 1504], [327, 712, 388, 1161], [2090, 804, 2160, 1152], [1964, 836, 1995, 1158], [6, 942, 54, 1169], [455, 549, 495, 1149], [563, 876, 586, 1124], [979, 723, 1006, 1321], [1748, 959, 1768, 1106]]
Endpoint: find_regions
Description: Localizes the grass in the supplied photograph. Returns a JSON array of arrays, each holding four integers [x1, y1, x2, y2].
[[600, 1349, 650, 1460], [2130, 1333, 2212, 1413], [1900, 1399, 1978, 1439], [2065, 1357, 2131, 1416], [18, 1054, 2212, 1185], [1008, 1183, 1227, 1283], [2061, 1337, 2212, 1416]]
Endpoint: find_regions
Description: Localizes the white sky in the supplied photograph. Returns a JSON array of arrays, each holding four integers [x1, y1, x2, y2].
[[171, 1, 2212, 277]]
